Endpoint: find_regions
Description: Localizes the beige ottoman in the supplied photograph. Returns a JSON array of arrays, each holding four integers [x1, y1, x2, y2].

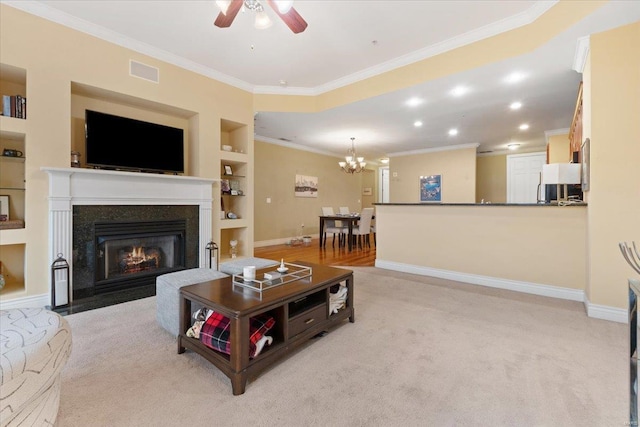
[[156, 268, 229, 337], [0, 308, 72, 427]]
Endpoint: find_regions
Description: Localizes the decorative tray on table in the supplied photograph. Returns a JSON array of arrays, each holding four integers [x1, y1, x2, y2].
[[232, 262, 312, 292]]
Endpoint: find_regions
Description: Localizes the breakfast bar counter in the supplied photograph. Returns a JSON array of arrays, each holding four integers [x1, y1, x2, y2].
[[373, 202, 588, 298]]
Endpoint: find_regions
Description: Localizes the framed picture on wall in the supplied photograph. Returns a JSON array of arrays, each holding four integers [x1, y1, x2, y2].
[[420, 175, 442, 202], [0, 195, 9, 221], [294, 174, 318, 198], [581, 138, 590, 192]]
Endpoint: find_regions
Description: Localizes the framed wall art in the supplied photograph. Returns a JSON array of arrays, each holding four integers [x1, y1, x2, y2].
[[294, 174, 318, 198], [420, 175, 442, 202], [0, 195, 9, 221]]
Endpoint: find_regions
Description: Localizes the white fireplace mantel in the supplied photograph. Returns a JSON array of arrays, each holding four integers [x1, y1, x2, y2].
[[42, 167, 217, 301]]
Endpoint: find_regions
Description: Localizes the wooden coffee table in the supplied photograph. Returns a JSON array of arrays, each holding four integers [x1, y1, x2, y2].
[[177, 261, 354, 395]]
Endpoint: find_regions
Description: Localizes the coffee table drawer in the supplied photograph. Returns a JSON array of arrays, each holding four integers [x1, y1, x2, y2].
[[289, 303, 327, 338]]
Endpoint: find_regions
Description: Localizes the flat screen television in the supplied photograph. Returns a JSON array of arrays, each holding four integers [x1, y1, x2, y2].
[[85, 110, 184, 174]]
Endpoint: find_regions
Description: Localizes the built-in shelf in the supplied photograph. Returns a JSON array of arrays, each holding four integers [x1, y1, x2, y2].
[[0, 228, 26, 244]]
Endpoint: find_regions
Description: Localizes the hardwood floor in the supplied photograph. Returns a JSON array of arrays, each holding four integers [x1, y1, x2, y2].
[[254, 237, 375, 267]]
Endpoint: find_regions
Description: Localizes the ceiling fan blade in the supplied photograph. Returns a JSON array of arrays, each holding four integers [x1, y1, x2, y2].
[[266, 0, 308, 34], [214, 0, 243, 28]]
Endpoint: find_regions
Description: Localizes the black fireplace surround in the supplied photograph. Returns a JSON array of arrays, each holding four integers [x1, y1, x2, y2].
[[73, 205, 199, 300]]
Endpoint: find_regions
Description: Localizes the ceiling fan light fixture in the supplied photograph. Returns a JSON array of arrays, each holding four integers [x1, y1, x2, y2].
[[216, 0, 231, 15], [274, 0, 294, 14], [254, 10, 273, 29]]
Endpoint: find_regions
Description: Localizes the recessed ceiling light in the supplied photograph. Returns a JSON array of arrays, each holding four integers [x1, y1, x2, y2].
[[451, 86, 468, 97], [505, 72, 526, 84], [414, 120, 423, 127], [406, 97, 423, 107], [519, 123, 529, 130], [507, 143, 521, 150], [448, 128, 458, 136], [379, 158, 389, 164], [510, 102, 522, 110]]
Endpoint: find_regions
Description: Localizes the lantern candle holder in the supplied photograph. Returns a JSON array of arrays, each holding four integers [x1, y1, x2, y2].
[[50, 253, 70, 309]]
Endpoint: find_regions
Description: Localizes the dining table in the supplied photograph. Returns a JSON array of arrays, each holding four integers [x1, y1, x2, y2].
[[318, 213, 362, 252]]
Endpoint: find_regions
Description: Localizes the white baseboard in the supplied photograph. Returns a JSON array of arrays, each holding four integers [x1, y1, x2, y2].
[[584, 298, 627, 323], [375, 259, 625, 323], [254, 233, 319, 248], [0, 293, 50, 310]]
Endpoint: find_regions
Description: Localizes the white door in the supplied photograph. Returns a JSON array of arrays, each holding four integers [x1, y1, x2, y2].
[[378, 167, 389, 203], [507, 152, 546, 203]]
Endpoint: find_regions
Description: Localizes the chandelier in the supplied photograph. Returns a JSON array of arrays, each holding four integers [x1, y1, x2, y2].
[[338, 137, 367, 174]]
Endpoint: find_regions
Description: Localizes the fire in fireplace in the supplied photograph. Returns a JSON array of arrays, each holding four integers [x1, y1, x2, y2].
[[94, 219, 186, 293]]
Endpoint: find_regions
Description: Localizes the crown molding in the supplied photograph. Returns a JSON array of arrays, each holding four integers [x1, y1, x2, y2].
[[544, 128, 570, 140], [4, 0, 558, 96], [254, 135, 341, 158], [2, 0, 255, 92], [572, 35, 590, 73], [389, 143, 480, 157], [312, 1, 558, 95]]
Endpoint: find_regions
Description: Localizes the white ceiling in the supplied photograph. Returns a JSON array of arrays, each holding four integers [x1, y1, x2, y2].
[[7, 0, 640, 162]]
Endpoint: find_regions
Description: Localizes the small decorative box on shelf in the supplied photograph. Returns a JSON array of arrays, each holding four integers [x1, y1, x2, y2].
[[232, 262, 312, 292]]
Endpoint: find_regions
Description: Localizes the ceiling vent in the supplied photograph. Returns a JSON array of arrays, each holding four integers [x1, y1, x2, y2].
[[278, 137, 292, 142], [129, 60, 159, 83]]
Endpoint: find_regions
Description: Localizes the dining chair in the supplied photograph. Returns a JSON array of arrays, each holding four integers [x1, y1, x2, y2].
[[370, 220, 376, 247], [351, 207, 374, 249], [339, 206, 350, 214], [321, 207, 347, 248]]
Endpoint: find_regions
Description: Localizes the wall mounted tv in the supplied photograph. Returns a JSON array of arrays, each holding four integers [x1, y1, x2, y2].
[[85, 110, 184, 174]]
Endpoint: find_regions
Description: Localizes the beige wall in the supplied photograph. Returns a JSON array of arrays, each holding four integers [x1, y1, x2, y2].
[[547, 133, 570, 163], [476, 154, 507, 203], [376, 204, 587, 289], [254, 140, 364, 242], [587, 21, 640, 308], [390, 146, 477, 203]]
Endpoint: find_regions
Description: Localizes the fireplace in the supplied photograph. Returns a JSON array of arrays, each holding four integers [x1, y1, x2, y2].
[[43, 167, 215, 307], [94, 220, 186, 294], [72, 205, 200, 300]]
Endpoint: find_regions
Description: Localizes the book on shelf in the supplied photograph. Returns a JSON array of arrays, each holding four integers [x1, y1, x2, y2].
[[1, 95, 27, 118], [2, 95, 9, 116]]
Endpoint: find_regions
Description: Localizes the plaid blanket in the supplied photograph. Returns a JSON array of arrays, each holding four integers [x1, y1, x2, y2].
[[200, 311, 275, 358]]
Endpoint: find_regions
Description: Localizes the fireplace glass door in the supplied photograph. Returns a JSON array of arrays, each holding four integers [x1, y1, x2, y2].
[[94, 220, 186, 293]]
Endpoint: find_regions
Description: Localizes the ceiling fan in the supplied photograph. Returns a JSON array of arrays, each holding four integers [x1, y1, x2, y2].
[[214, 0, 308, 33]]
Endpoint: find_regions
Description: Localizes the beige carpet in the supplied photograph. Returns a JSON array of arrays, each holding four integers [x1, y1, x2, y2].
[[57, 267, 627, 426]]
